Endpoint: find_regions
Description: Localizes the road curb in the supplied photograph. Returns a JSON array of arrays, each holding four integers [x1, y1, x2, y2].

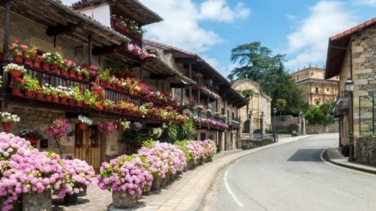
[[322, 148, 376, 175]]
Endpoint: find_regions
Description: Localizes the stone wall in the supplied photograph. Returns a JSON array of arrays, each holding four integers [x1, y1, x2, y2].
[[355, 137, 376, 166], [305, 122, 339, 134]]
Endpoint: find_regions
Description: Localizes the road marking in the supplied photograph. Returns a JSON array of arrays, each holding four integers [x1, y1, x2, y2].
[[224, 170, 244, 208]]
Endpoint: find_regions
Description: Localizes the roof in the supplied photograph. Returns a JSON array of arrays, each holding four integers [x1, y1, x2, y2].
[[9, 0, 130, 47], [325, 17, 376, 79], [70, 0, 163, 26], [144, 39, 247, 107]]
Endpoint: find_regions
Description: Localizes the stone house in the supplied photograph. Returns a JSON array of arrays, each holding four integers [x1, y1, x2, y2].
[[0, 0, 197, 171], [0, 0, 247, 173], [290, 66, 339, 106], [143, 40, 248, 150], [231, 79, 272, 137], [325, 17, 376, 160]]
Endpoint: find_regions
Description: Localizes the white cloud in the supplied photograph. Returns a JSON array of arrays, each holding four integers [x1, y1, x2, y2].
[[354, 0, 376, 6], [140, 0, 250, 53], [285, 1, 358, 71]]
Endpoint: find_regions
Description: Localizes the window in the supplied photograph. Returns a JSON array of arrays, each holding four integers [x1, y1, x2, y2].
[[315, 88, 319, 93]]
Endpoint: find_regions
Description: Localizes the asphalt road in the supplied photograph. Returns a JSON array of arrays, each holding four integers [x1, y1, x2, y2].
[[201, 133, 376, 211]]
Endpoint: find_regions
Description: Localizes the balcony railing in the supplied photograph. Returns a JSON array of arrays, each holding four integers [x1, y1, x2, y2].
[[229, 117, 240, 129], [191, 109, 228, 130]]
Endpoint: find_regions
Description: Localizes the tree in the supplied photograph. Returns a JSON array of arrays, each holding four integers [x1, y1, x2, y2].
[[275, 98, 287, 116], [304, 102, 335, 126], [228, 42, 307, 114]]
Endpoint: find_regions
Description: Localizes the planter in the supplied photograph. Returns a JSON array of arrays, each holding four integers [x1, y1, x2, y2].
[[117, 124, 124, 131], [11, 87, 21, 96], [78, 123, 86, 130], [69, 71, 76, 79], [33, 60, 41, 69], [35, 92, 44, 100], [151, 176, 162, 190], [64, 193, 78, 205], [9, 69, 23, 78], [52, 95, 59, 103], [42, 62, 50, 71], [24, 58, 32, 66], [45, 94, 52, 101], [13, 55, 23, 63], [51, 64, 59, 74], [2, 122, 12, 132], [60, 96, 67, 104], [76, 73, 82, 80], [22, 190, 52, 211], [78, 186, 87, 197], [112, 191, 139, 208], [26, 137, 39, 146], [60, 69, 67, 77], [24, 90, 34, 98]]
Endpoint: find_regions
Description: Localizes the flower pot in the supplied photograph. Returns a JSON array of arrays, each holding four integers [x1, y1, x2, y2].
[[26, 137, 39, 145], [68, 98, 76, 106], [24, 90, 34, 98], [11, 87, 21, 96], [76, 73, 82, 80], [9, 69, 23, 78], [60, 96, 67, 104], [151, 176, 162, 190], [64, 193, 78, 205], [33, 60, 41, 69], [2, 122, 12, 132], [69, 71, 76, 79], [60, 69, 67, 77], [112, 191, 139, 208], [45, 94, 52, 101], [24, 58, 32, 66], [22, 190, 52, 211], [78, 123, 86, 130], [52, 95, 59, 103], [35, 92, 44, 100], [117, 124, 124, 131], [78, 186, 87, 197], [13, 55, 23, 63], [42, 62, 50, 71], [51, 64, 59, 74]]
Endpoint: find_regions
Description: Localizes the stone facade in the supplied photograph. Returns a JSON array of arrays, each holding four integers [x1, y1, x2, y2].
[[231, 79, 272, 136], [290, 67, 339, 106], [355, 137, 376, 166]]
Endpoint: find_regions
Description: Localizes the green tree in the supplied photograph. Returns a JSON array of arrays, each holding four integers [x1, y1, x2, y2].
[[275, 99, 287, 116], [228, 41, 307, 114], [304, 102, 335, 126]]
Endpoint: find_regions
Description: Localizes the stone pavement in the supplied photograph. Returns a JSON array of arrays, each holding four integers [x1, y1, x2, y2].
[[51, 135, 311, 211], [323, 146, 376, 174]]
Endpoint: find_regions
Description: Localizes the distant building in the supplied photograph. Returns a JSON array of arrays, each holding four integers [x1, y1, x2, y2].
[[231, 79, 272, 136], [290, 66, 339, 106]]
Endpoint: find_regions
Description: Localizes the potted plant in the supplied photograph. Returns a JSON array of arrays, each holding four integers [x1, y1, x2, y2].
[[4, 63, 27, 78], [116, 118, 131, 131], [58, 158, 95, 204], [0, 111, 20, 132], [9, 40, 28, 63], [45, 118, 70, 138], [19, 129, 43, 146], [78, 115, 93, 130], [97, 154, 153, 208], [42, 52, 63, 72], [23, 75, 40, 96], [24, 47, 38, 66]]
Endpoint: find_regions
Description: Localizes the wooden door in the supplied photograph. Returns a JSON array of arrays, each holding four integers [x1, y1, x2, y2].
[[74, 124, 102, 171]]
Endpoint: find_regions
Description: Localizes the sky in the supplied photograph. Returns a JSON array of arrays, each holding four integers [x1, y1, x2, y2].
[[61, 0, 376, 78]]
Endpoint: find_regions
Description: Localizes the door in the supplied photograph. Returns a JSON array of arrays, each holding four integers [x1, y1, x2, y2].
[[74, 124, 102, 171]]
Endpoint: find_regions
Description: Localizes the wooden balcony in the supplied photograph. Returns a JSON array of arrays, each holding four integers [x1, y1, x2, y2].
[[333, 91, 350, 117], [191, 109, 228, 131], [228, 117, 240, 129]]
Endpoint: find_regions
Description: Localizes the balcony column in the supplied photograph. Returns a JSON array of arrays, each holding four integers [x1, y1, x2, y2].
[[221, 131, 225, 152], [2, 0, 11, 62]]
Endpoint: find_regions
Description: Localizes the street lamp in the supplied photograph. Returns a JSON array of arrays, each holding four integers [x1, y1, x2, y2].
[[299, 111, 303, 135], [345, 78, 354, 161], [273, 108, 277, 142], [249, 111, 253, 138], [260, 111, 265, 139]]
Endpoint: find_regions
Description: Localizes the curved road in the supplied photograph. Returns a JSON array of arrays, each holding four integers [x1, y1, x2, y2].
[[201, 133, 376, 211]]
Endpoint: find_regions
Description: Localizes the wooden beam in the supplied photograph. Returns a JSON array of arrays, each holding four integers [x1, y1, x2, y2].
[[149, 73, 175, 80], [170, 83, 187, 88], [46, 22, 81, 36], [92, 44, 121, 56]]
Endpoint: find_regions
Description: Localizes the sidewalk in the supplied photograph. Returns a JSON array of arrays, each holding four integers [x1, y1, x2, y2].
[[323, 147, 376, 174], [51, 135, 311, 211]]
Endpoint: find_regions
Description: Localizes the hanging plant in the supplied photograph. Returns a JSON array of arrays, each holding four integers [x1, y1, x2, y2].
[[45, 118, 70, 138]]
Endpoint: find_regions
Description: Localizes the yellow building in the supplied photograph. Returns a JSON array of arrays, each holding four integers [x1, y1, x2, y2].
[[290, 67, 339, 106]]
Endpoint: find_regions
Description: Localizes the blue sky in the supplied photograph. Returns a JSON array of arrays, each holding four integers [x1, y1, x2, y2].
[[62, 0, 376, 77]]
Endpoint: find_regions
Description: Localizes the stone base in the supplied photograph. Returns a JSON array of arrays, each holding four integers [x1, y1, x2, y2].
[[112, 191, 139, 208]]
